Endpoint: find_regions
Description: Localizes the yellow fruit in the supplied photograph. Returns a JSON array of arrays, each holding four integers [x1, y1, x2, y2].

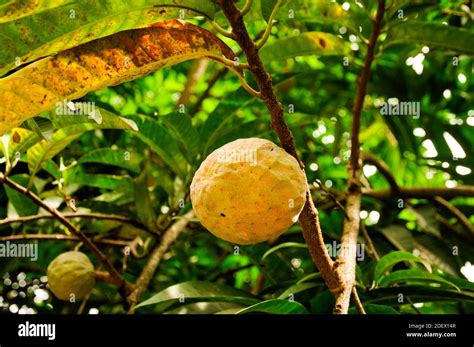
[[191, 138, 307, 245], [47, 251, 96, 301]]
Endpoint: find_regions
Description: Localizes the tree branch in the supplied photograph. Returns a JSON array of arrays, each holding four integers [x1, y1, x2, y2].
[[178, 58, 209, 106], [334, 0, 386, 314], [361, 152, 399, 193], [0, 173, 131, 294], [351, 287, 366, 314], [192, 67, 228, 115], [432, 196, 473, 236], [127, 210, 194, 310], [0, 212, 156, 235], [0, 234, 130, 247], [363, 186, 474, 199], [360, 222, 380, 262], [215, 0, 342, 294]]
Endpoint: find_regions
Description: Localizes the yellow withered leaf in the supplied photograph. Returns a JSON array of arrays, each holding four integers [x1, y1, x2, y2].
[[0, 20, 237, 135]]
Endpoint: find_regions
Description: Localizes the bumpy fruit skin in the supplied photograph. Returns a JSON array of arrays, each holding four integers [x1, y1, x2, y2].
[[191, 138, 307, 245], [47, 251, 96, 301]]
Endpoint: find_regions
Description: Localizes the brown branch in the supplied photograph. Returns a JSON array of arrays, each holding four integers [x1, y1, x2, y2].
[[95, 271, 123, 286], [127, 210, 194, 310], [433, 196, 474, 236], [192, 67, 227, 115], [363, 186, 474, 199], [334, 0, 386, 314], [360, 222, 380, 262], [178, 58, 209, 106], [0, 234, 130, 247], [361, 152, 399, 193], [0, 212, 155, 235], [437, 215, 474, 243], [351, 287, 366, 314], [215, 0, 342, 294], [0, 173, 131, 294]]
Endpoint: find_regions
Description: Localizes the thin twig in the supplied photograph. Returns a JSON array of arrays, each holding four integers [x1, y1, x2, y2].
[[0, 173, 131, 294], [0, 234, 130, 247], [192, 68, 228, 115], [433, 196, 474, 236], [211, 56, 260, 98], [178, 59, 209, 106], [0, 212, 156, 235], [361, 152, 399, 193], [363, 186, 474, 199], [216, 0, 342, 294], [314, 180, 349, 220], [240, 0, 253, 16], [211, 21, 237, 39], [360, 222, 380, 262], [437, 214, 474, 243], [256, 0, 283, 49], [334, 0, 386, 315], [351, 287, 366, 314], [127, 210, 194, 311], [77, 292, 91, 314]]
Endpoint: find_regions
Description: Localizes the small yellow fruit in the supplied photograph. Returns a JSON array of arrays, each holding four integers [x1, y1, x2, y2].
[[47, 251, 96, 301], [191, 138, 307, 245]]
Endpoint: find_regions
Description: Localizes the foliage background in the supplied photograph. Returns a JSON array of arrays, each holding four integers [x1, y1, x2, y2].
[[0, 0, 473, 314]]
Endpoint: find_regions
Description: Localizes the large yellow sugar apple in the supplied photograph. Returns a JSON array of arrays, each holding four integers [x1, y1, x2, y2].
[[47, 251, 96, 301], [191, 138, 307, 245]]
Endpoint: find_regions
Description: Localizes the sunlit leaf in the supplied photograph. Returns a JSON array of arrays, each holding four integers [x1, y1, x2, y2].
[[0, 0, 219, 75], [0, 20, 236, 135]]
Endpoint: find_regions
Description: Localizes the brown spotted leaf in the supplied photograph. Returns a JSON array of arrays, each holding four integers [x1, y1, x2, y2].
[[0, 20, 237, 135]]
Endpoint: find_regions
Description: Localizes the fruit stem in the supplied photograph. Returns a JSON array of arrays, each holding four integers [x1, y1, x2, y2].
[[215, 0, 344, 296]]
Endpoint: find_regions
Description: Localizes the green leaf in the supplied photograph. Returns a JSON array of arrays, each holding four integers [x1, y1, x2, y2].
[[78, 148, 142, 174], [27, 113, 137, 186], [409, 205, 440, 237], [243, 244, 295, 285], [260, 32, 349, 63], [134, 163, 157, 231], [296, 272, 321, 284], [166, 302, 244, 314], [3, 174, 39, 216], [236, 299, 309, 314], [311, 289, 335, 314], [73, 173, 134, 193], [199, 87, 255, 156], [385, 22, 474, 55], [443, 275, 474, 292], [349, 304, 400, 314], [5, 128, 41, 166], [128, 114, 189, 178], [387, 0, 439, 19], [0, 0, 69, 23], [378, 269, 460, 291], [0, 21, 237, 135], [0, 0, 219, 76], [135, 281, 259, 312], [262, 242, 308, 261], [260, 0, 281, 22], [24, 118, 53, 142], [374, 251, 430, 282], [364, 286, 474, 305], [278, 282, 320, 300], [380, 225, 461, 277], [161, 113, 200, 165]]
